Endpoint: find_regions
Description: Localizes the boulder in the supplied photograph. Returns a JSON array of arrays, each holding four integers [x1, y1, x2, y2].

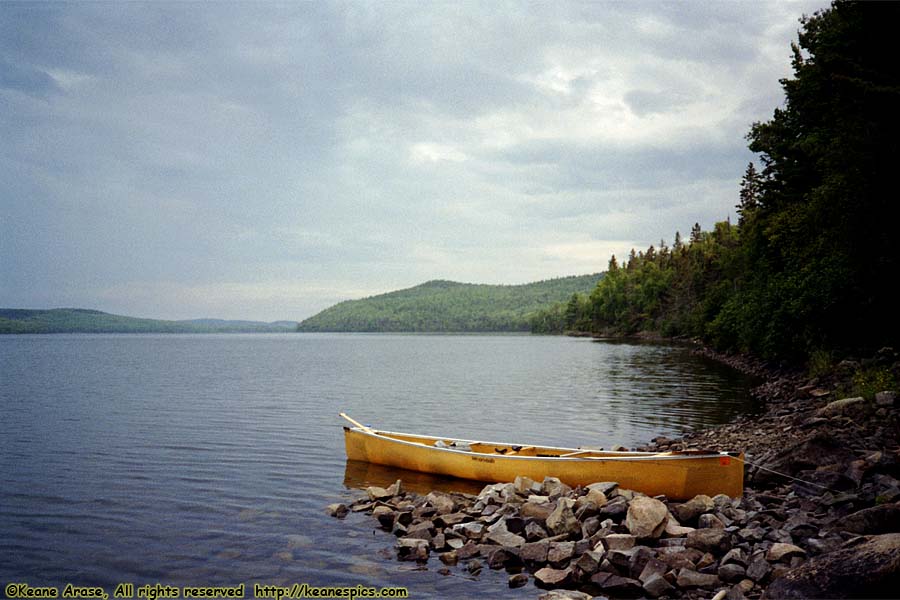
[[487, 546, 522, 570], [673, 494, 715, 523], [642, 573, 674, 598], [875, 390, 897, 407], [547, 541, 576, 566], [573, 550, 604, 576], [626, 496, 669, 539], [686, 528, 732, 555], [587, 481, 619, 496], [817, 396, 865, 417], [395, 538, 429, 561], [719, 563, 748, 583], [508, 573, 529, 588], [424, 491, 456, 514], [766, 542, 806, 563], [537, 591, 592, 600], [763, 533, 900, 599], [534, 566, 574, 588], [542, 476, 573, 498], [601, 533, 637, 551], [546, 499, 580, 536], [521, 540, 550, 566], [366, 486, 393, 501], [698, 513, 726, 529], [752, 432, 855, 486], [840, 503, 900, 535], [676, 568, 720, 589], [325, 503, 348, 518], [522, 499, 555, 521], [746, 557, 771, 583]]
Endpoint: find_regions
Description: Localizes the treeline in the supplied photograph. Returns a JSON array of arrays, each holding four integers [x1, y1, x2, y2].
[[297, 275, 602, 332], [533, 1, 900, 365], [0, 308, 298, 334]]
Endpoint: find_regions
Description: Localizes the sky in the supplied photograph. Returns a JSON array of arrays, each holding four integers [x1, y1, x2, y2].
[[1, 0, 827, 322]]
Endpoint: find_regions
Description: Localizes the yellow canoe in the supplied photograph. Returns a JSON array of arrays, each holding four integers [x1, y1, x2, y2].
[[342, 418, 744, 500]]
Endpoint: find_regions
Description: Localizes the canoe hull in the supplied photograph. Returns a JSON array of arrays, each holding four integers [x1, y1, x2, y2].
[[344, 427, 743, 500]]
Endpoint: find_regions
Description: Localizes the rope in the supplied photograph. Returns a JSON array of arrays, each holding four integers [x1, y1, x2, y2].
[[732, 454, 847, 495]]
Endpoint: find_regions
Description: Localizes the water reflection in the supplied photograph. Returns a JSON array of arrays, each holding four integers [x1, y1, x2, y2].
[[343, 460, 486, 496]]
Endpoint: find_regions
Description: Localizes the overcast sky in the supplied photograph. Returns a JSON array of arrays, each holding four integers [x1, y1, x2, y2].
[[1, 1, 826, 321]]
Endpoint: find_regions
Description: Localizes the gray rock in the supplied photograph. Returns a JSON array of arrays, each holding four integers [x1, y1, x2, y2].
[[573, 550, 604, 575], [533, 566, 574, 588], [719, 563, 747, 583], [673, 495, 715, 523], [841, 503, 900, 535], [587, 481, 619, 496], [675, 568, 719, 589], [522, 499, 554, 521], [434, 512, 468, 527], [366, 486, 393, 501], [514, 475, 540, 495], [698, 513, 726, 529], [395, 537, 429, 561], [548, 541, 576, 566], [537, 591, 592, 600], [817, 396, 865, 417], [625, 496, 669, 539], [525, 520, 549, 541], [737, 525, 766, 543], [763, 533, 900, 599], [508, 573, 529, 588], [466, 559, 482, 575], [325, 503, 349, 518], [686, 528, 732, 555], [597, 574, 643, 595], [598, 496, 629, 519], [721, 548, 747, 567], [875, 390, 897, 407], [486, 527, 526, 548], [521, 540, 550, 565], [455, 541, 480, 560], [424, 491, 456, 514], [766, 542, 806, 562], [487, 546, 521, 569], [745, 557, 771, 583], [542, 476, 573, 498], [546, 499, 580, 536], [638, 557, 668, 583], [752, 432, 855, 486], [642, 573, 674, 598], [601, 533, 637, 551]]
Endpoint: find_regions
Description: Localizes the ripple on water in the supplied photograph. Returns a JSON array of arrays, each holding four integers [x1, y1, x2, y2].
[[1, 334, 758, 597]]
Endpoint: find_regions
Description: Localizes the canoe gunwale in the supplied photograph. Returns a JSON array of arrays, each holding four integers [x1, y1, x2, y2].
[[344, 426, 739, 462]]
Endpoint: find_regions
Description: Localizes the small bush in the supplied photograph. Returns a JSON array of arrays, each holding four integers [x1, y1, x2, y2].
[[850, 367, 897, 400]]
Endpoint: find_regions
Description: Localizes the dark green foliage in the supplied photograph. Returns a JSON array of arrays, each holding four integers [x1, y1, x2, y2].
[[740, 0, 900, 360], [0, 308, 298, 334], [576, 1, 899, 365], [298, 275, 603, 333]]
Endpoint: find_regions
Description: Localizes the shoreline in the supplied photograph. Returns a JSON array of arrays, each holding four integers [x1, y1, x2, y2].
[[331, 345, 900, 599]]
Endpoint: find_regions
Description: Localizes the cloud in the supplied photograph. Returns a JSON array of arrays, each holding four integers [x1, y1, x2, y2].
[[0, 0, 827, 320]]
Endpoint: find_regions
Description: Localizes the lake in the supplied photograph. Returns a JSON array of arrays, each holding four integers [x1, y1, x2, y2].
[[0, 333, 758, 598]]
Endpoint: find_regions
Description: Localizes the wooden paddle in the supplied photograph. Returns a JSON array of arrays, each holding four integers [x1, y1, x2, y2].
[[339, 412, 375, 433]]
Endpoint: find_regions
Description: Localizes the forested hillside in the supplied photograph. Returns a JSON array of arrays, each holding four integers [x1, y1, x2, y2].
[[534, 1, 900, 366], [0, 309, 298, 334], [296, 275, 603, 332]]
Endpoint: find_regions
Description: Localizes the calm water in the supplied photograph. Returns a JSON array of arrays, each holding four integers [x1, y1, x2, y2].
[[0, 334, 757, 597]]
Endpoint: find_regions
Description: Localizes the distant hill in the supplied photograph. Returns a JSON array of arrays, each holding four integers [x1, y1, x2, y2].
[[0, 308, 298, 334], [296, 274, 603, 332]]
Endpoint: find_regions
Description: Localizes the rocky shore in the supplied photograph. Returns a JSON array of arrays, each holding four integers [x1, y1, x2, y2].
[[327, 349, 900, 599]]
